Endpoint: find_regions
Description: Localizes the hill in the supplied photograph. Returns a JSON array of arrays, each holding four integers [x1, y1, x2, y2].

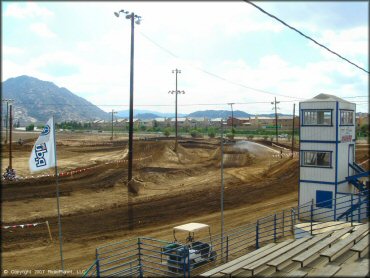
[[187, 110, 252, 118], [116, 109, 186, 118], [2, 75, 108, 125]]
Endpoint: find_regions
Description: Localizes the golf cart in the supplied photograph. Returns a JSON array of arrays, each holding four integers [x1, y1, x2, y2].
[[163, 223, 217, 273]]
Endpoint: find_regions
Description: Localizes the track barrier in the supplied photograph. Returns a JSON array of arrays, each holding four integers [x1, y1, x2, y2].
[[15, 155, 153, 180], [2, 221, 53, 241], [83, 189, 369, 277]]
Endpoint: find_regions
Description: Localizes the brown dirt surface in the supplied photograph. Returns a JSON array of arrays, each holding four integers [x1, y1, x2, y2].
[[1, 132, 368, 274]]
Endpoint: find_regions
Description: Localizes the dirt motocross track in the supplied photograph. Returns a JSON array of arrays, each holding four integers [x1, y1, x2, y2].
[[1, 133, 368, 274]]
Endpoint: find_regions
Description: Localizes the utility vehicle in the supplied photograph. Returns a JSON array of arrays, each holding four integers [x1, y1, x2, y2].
[[163, 223, 217, 273]]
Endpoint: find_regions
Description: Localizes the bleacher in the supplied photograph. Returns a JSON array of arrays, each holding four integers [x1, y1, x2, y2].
[[200, 224, 369, 277]]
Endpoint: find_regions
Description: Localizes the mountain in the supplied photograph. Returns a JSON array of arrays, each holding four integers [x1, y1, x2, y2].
[[2, 75, 108, 125], [257, 113, 291, 117], [116, 109, 186, 118], [136, 113, 160, 119], [187, 110, 252, 119]]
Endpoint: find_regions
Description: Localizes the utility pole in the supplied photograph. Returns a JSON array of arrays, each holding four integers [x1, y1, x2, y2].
[[2, 99, 13, 144], [291, 103, 296, 158], [110, 109, 117, 140], [220, 119, 225, 262], [271, 97, 280, 142], [9, 103, 13, 169], [169, 69, 185, 152], [5, 101, 9, 144], [227, 103, 235, 133]]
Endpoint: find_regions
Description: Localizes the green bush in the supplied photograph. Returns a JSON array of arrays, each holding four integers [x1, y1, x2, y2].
[[26, 124, 34, 131], [164, 128, 171, 137], [190, 129, 199, 138], [208, 128, 216, 138], [226, 133, 234, 140]]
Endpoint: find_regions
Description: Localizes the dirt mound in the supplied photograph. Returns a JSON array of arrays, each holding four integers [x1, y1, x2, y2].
[[128, 177, 145, 195], [264, 157, 298, 178], [131, 140, 203, 166], [211, 146, 254, 168]]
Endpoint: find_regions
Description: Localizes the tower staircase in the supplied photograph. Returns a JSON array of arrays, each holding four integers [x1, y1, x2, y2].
[[337, 163, 369, 221]]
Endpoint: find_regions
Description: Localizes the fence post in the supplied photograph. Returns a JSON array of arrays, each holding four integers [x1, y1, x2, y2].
[[182, 246, 190, 278], [95, 248, 100, 278], [291, 208, 295, 232], [256, 220, 259, 249], [274, 214, 277, 242], [138, 238, 143, 278], [226, 236, 229, 262], [282, 210, 285, 237], [358, 193, 361, 223], [350, 194, 353, 226], [310, 200, 314, 236]]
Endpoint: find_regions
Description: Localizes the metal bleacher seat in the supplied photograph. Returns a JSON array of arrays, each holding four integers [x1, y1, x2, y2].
[[350, 233, 369, 259], [238, 237, 312, 276], [320, 224, 368, 262], [219, 240, 295, 276], [267, 232, 331, 271], [200, 243, 276, 277], [291, 226, 354, 267]]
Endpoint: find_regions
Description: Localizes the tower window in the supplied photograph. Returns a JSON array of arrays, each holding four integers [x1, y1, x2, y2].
[[303, 110, 332, 125], [340, 110, 354, 125], [301, 151, 331, 167]]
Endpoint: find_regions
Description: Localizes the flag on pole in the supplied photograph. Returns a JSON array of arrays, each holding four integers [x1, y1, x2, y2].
[[29, 117, 55, 172]]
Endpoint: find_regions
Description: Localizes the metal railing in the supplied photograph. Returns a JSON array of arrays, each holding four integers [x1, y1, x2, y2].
[[83, 189, 369, 277]]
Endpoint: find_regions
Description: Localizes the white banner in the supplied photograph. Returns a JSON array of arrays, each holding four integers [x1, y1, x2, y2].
[[29, 117, 55, 172]]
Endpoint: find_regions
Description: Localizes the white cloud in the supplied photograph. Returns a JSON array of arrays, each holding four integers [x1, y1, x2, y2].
[[29, 23, 57, 38], [318, 26, 368, 58], [2, 45, 25, 56], [4, 2, 54, 19]]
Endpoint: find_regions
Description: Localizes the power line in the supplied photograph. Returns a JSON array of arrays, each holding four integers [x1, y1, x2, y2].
[[16, 99, 367, 108], [244, 0, 369, 74], [16, 100, 300, 108], [342, 96, 368, 99], [138, 30, 303, 100]]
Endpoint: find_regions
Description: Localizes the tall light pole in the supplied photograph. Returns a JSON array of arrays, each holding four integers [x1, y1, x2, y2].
[[110, 109, 118, 140], [220, 119, 225, 261], [227, 103, 235, 133], [9, 103, 13, 170], [115, 9, 141, 185], [169, 69, 185, 152], [271, 97, 280, 142], [115, 9, 141, 231]]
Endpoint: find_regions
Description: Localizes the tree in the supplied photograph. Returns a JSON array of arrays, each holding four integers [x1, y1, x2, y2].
[[360, 124, 369, 137], [226, 133, 234, 140], [164, 128, 171, 137], [26, 124, 34, 131], [208, 127, 216, 138], [190, 129, 199, 138]]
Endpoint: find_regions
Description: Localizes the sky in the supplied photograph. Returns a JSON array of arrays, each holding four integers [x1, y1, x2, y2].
[[2, 1, 369, 115]]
